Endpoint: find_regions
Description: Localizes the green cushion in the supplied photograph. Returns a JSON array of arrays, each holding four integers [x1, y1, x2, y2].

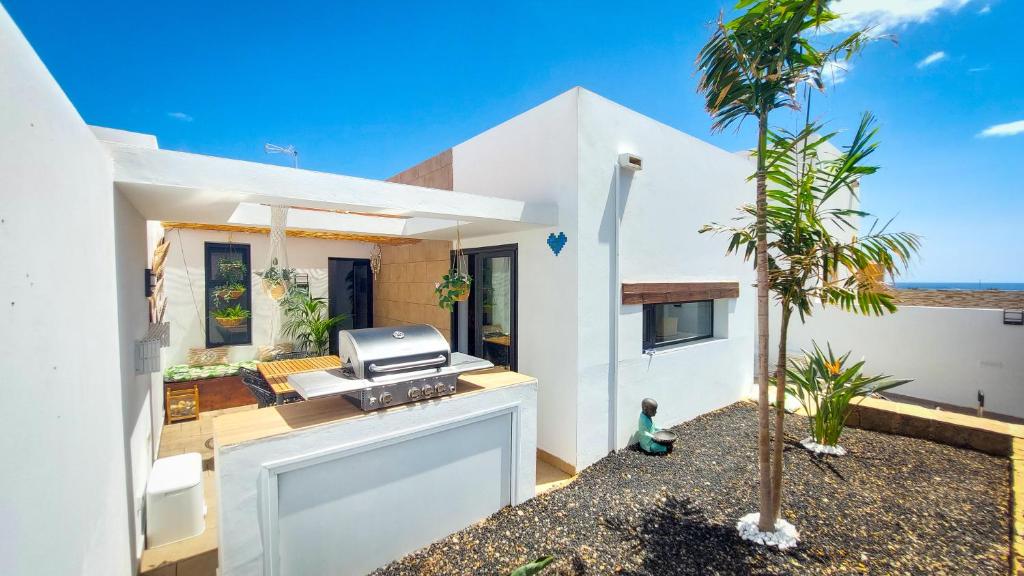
[[163, 360, 258, 383]]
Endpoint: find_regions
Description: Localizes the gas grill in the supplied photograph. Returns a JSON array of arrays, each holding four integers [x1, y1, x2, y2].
[[286, 324, 494, 411]]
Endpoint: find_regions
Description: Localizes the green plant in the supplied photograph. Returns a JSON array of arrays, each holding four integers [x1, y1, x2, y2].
[[509, 556, 554, 576], [435, 268, 472, 311], [256, 264, 296, 285], [212, 304, 251, 320], [696, 0, 872, 531], [217, 258, 247, 283], [280, 292, 346, 356], [214, 282, 247, 300], [785, 342, 910, 448]]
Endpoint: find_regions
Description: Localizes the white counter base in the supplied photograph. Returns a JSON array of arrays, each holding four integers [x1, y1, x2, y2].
[[215, 375, 537, 576]]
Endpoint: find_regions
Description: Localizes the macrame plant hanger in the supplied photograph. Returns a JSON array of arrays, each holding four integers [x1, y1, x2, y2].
[[263, 205, 291, 346]]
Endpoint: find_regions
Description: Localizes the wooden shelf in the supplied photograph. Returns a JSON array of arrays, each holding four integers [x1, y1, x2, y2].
[[621, 281, 739, 305]]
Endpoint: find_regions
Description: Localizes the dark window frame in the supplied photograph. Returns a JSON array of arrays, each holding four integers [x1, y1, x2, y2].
[[204, 242, 253, 348], [642, 299, 714, 351]]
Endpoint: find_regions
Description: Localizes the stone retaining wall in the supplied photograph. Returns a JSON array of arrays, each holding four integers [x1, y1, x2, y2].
[[895, 288, 1024, 310]]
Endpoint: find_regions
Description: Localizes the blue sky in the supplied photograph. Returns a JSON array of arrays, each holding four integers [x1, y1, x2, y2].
[[6, 0, 1021, 282]]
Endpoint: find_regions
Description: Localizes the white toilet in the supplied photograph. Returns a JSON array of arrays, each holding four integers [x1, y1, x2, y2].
[[146, 452, 206, 548]]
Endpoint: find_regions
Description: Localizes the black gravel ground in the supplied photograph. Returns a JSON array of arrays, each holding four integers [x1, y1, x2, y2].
[[373, 402, 1010, 576]]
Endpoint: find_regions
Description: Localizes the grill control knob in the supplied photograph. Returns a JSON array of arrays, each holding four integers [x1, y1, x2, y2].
[[407, 388, 421, 400], [448, 384, 456, 393], [434, 383, 447, 395], [380, 392, 393, 405], [421, 385, 434, 398]]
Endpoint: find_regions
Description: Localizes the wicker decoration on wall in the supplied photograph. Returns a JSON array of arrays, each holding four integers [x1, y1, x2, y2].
[[149, 236, 170, 324], [370, 244, 382, 277]]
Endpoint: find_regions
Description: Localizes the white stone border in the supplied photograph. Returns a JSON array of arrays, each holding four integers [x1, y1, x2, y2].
[[800, 437, 847, 456], [736, 513, 800, 550]]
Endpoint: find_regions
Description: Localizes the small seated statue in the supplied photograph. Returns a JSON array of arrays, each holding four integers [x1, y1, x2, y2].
[[639, 397, 668, 454]]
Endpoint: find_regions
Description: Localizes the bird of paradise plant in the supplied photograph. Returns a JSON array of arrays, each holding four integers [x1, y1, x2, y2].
[[785, 341, 910, 449]]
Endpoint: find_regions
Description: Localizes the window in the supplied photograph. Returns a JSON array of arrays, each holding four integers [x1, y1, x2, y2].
[[643, 300, 713, 350], [205, 242, 252, 347]]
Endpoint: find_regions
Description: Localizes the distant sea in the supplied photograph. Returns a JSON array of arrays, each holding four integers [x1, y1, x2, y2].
[[894, 282, 1024, 291]]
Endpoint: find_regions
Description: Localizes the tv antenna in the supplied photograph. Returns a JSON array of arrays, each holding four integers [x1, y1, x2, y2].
[[264, 143, 298, 168]]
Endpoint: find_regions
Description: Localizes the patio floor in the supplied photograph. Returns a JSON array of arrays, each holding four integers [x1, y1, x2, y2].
[[372, 402, 1011, 576]]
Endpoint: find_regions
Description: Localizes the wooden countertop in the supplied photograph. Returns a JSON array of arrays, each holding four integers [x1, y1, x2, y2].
[[213, 369, 536, 448]]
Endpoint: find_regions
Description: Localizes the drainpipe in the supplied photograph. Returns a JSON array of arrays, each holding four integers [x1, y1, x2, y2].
[[611, 154, 642, 454], [610, 162, 621, 454]]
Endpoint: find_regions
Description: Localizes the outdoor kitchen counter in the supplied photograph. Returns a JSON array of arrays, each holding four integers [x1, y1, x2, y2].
[[213, 369, 535, 448], [213, 368, 538, 576]]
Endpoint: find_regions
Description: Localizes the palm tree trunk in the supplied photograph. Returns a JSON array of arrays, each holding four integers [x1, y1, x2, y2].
[[755, 109, 774, 532], [771, 303, 792, 520]]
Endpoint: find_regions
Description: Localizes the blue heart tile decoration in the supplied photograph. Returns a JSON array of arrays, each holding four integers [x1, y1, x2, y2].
[[547, 232, 567, 256]]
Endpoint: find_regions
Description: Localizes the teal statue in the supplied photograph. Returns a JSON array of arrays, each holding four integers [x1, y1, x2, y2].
[[639, 398, 668, 454]]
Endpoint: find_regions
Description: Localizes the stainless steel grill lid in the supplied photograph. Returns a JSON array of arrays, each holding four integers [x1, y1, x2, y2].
[[338, 324, 451, 380]]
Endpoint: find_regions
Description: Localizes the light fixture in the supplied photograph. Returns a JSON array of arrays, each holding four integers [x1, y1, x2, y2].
[[264, 143, 298, 168]]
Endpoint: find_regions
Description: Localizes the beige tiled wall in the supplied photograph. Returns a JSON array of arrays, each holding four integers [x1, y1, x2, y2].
[[374, 240, 453, 342], [387, 148, 453, 190]]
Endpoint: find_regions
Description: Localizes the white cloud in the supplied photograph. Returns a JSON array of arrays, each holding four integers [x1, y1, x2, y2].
[[821, 60, 853, 84], [916, 51, 947, 68], [979, 4, 992, 14], [831, 0, 974, 31], [978, 120, 1024, 138], [968, 65, 990, 73], [167, 111, 193, 122]]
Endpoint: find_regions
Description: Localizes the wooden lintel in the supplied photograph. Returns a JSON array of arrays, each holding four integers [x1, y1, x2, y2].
[[621, 281, 740, 305], [161, 221, 420, 246]]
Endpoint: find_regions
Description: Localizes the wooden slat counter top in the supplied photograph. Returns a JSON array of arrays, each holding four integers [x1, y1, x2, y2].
[[213, 369, 536, 448]]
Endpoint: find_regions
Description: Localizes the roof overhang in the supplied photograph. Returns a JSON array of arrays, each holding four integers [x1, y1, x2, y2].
[[105, 142, 557, 240]]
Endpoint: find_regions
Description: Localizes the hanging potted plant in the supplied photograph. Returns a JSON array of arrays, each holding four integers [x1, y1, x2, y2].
[[435, 223, 472, 311], [212, 304, 251, 328], [256, 258, 295, 301], [214, 282, 247, 301]]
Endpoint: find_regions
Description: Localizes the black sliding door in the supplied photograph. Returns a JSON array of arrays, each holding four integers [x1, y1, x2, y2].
[[328, 257, 373, 355], [453, 245, 517, 371]]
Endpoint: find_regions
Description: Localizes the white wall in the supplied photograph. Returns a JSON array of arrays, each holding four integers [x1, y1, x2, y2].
[[772, 305, 1024, 418], [215, 382, 537, 575], [453, 89, 581, 468], [452, 88, 758, 470], [0, 5, 132, 575], [576, 90, 755, 464], [162, 228, 372, 365], [113, 192, 164, 565]]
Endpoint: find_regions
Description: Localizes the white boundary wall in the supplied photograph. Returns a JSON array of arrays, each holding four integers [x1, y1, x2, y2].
[[772, 305, 1024, 418]]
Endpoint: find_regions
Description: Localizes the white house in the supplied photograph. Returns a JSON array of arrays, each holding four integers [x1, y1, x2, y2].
[[0, 2, 761, 573]]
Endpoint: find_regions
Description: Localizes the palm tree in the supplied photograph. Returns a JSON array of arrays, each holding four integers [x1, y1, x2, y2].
[[696, 0, 870, 532], [702, 112, 920, 520]]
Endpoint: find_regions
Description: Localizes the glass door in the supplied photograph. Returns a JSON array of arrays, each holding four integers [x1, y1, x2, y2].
[[328, 258, 373, 355], [454, 245, 517, 371]]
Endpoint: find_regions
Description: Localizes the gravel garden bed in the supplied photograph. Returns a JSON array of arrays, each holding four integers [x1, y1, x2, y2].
[[373, 402, 1010, 576]]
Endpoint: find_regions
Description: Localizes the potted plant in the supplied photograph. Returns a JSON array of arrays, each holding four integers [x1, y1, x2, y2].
[[256, 258, 295, 301], [435, 224, 472, 311], [435, 269, 471, 311], [214, 282, 247, 301], [212, 304, 251, 328], [280, 292, 347, 356], [217, 257, 246, 283]]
